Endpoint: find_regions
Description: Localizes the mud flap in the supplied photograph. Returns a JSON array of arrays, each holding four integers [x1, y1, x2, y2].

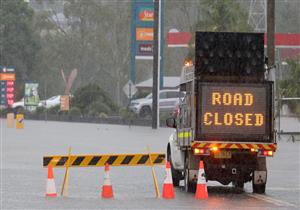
[[253, 171, 267, 185]]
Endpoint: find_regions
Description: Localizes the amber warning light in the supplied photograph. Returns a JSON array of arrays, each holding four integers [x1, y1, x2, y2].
[[198, 83, 271, 140]]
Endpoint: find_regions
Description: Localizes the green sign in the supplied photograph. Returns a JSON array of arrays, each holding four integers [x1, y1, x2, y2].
[[24, 82, 40, 106]]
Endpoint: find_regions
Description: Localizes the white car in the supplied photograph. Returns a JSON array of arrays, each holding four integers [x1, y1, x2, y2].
[[11, 98, 37, 112], [39, 95, 61, 109], [129, 89, 185, 117], [12, 95, 62, 112]]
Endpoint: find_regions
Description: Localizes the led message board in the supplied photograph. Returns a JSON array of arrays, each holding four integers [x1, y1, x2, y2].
[[197, 83, 272, 142]]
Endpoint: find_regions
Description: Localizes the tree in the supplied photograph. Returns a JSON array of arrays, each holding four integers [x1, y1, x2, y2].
[[72, 83, 117, 116], [186, 0, 252, 60], [163, 0, 252, 75], [32, 0, 131, 105], [276, 0, 300, 33], [0, 0, 41, 98], [280, 56, 300, 114]]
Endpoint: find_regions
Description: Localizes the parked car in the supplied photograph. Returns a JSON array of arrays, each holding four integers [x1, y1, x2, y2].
[[39, 95, 61, 109], [11, 98, 37, 113], [129, 89, 185, 117], [12, 95, 62, 113]]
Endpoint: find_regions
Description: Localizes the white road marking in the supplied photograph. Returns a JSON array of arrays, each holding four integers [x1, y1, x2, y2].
[[248, 193, 296, 207]]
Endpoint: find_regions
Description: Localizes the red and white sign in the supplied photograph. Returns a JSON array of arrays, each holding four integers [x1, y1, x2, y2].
[[167, 32, 192, 47]]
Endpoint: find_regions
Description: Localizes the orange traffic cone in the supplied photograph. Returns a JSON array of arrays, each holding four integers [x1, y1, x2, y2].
[[101, 163, 113, 198], [46, 166, 57, 197], [195, 161, 208, 199], [162, 161, 175, 199]]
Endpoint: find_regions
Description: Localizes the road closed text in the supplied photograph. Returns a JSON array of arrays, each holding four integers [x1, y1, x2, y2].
[[200, 84, 269, 135], [203, 92, 264, 127]]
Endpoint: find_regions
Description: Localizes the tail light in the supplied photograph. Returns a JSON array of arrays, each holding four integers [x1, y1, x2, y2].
[[194, 148, 210, 155], [258, 150, 273, 157]]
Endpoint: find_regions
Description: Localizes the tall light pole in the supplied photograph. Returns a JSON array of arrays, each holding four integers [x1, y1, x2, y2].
[[267, 0, 275, 67], [152, 0, 161, 129]]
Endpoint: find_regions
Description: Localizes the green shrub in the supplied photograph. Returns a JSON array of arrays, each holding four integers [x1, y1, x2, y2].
[[35, 106, 46, 115], [69, 107, 81, 117], [47, 105, 60, 115], [99, 112, 108, 118], [280, 57, 300, 115], [87, 101, 111, 116], [72, 84, 117, 116], [119, 107, 136, 119]]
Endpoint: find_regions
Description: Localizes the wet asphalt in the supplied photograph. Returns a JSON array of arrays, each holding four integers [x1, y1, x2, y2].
[[1, 119, 299, 210]]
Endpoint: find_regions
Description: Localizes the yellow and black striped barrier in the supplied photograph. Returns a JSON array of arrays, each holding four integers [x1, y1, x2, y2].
[[43, 153, 166, 168]]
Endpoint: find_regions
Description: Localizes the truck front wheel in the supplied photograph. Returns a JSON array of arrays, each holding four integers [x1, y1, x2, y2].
[[184, 169, 196, 193], [167, 149, 181, 187]]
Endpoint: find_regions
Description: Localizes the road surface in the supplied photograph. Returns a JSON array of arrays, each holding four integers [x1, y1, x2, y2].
[[1, 119, 299, 210]]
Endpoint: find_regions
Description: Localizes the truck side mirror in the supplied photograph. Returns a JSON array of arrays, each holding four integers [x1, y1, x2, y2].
[[166, 117, 176, 128]]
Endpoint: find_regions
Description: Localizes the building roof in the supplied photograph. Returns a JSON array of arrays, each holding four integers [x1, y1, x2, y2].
[[136, 77, 180, 88]]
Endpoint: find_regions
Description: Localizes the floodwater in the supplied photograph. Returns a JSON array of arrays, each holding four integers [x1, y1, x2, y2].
[[1, 119, 299, 210]]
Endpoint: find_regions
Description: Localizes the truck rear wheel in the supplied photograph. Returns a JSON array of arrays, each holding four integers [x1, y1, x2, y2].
[[252, 157, 267, 194], [253, 182, 266, 194], [184, 169, 196, 193]]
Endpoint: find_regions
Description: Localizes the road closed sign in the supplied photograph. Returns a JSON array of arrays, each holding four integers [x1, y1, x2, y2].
[[197, 83, 272, 142], [60, 95, 70, 111]]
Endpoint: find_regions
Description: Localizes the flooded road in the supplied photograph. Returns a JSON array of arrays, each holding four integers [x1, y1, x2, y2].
[[1, 119, 299, 210]]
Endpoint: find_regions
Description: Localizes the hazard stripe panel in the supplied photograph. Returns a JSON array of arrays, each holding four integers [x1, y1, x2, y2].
[[43, 153, 166, 167], [191, 142, 277, 151]]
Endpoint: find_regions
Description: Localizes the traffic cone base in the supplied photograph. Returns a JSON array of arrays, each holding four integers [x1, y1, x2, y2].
[[102, 185, 113, 198], [46, 166, 57, 197], [195, 184, 208, 199], [195, 161, 208, 199], [162, 183, 175, 199], [162, 162, 175, 199]]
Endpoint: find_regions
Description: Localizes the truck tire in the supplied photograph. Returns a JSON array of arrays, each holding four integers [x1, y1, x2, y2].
[[171, 160, 181, 187], [139, 106, 151, 118], [253, 157, 267, 194], [252, 182, 266, 194], [184, 169, 196, 193], [183, 152, 196, 193]]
